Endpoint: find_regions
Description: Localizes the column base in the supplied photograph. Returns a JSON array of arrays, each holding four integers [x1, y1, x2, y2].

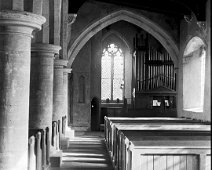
[[60, 137, 70, 149], [60, 127, 75, 149], [50, 150, 63, 167], [65, 127, 75, 138]]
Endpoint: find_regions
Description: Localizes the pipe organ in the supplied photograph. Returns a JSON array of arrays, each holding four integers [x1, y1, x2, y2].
[[133, 33, 176, 92], [132, 33, 177, 115]]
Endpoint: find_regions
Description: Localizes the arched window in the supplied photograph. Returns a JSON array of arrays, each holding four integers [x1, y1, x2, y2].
[[101, 43, 124, 102], [183, 37, 206, 112]]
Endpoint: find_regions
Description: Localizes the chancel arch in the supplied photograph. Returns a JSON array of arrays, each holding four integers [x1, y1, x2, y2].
[[67, 9, 179, 67]]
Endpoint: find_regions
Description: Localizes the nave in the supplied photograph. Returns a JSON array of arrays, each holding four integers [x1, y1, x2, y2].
[[0, 1, 210, 170], [50, 132, 114, 170]]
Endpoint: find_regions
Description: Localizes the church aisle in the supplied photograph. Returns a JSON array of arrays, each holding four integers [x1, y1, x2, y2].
[[51, 132, 114, 170]]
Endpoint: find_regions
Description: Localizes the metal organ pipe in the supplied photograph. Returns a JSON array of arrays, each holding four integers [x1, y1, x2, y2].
[[168, 53, 171, 88], [150, 48, 152, 89]]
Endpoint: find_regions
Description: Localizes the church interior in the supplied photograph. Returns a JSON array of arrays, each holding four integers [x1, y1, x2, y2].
[[0, 0, 211, 170]]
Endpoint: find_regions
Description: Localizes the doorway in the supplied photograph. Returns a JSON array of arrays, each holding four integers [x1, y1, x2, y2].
[[91, 97, 100, 131]]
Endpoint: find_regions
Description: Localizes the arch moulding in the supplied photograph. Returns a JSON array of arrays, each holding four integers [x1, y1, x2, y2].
[[67, 9, 179, 66]]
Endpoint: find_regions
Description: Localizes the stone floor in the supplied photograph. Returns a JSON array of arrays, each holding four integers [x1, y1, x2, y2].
[[50, 131, 114, 170]]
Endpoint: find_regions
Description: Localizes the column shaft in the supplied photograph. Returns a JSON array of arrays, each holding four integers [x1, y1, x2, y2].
[[0, 11, 45, 170], [53, 59, 68, 122], [30, 43, 61, 157], [63, 68, 72, 134], [30, 43, 61, 130]]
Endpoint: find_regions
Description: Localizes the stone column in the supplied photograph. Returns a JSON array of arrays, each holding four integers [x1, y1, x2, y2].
[[29, 43, 61, 144], [63, 67, 72, 135], [53, 59, 68, 122], [0, 11, 45, 170]]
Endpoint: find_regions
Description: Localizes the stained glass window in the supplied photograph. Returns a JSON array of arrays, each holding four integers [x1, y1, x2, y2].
[[101, 43, 124, 102]]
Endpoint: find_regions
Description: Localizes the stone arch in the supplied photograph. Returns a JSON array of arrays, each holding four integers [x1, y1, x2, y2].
[[68, 9, 179, 66]]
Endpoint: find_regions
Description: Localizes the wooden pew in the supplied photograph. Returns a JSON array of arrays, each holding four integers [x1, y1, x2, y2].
[[104, 117, 192, 144], [105, 117, 209, 162], [28, 136, 36, 170], [112, 121, 211, 167], [119, 130, 211, 170], [104, 117, 210, 169], [28, 128, 50, 170], [104, 116, 206, 149]]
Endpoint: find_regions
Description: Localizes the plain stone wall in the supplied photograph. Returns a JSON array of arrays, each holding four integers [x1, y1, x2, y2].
[[177, 1, 211, 121], [71, 41, 91, 130], [90, 31, 102, 101]]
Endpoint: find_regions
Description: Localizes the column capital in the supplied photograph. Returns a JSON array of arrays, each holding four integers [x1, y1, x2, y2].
[[63, 67, 72, 74], [31, 43, 61, 54], [0, 10, 46, 34], [54, 59, 68, 68], [67, 13, 77, 25]]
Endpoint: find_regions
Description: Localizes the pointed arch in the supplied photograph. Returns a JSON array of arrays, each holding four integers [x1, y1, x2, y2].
[[67, 9, 179, 66]]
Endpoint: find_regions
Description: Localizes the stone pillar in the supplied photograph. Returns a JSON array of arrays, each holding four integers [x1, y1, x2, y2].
[[53, 59, 68, 122], [29, 43, 61, 145], [0, 11, 45, 170], [63, 68, 72, 135]]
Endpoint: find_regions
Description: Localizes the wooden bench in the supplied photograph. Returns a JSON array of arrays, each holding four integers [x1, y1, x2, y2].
[[114, 126, 210, 169], [119, 130, 211, 170], [104, 117, 211, 169], [105, 118, 209, 161], [104, 117, 194, 144], [104, 116, 207, 149]]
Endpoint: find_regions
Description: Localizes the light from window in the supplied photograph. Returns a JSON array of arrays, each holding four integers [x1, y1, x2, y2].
[[101, 43, 124, 102], [183, 37, 206, 112]]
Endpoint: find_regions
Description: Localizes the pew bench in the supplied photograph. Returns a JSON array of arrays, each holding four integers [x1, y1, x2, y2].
[[115, 128, 211, 169], [126, 134, 211, 170], [113, 123, 210, 164], [108, 120, 210, 162], [104, 116, 211, 170], [104, 116, 195, 145], [104, 116, 208, 151], [28, 128, 51, 170]]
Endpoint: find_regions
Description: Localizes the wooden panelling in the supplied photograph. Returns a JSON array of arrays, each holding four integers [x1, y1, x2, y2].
[[139, 155, 199, 170], [206, 155, 211, 170]]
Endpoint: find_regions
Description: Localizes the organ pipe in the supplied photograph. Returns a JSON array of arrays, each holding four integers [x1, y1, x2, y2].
[[133, 34, 176, 91]]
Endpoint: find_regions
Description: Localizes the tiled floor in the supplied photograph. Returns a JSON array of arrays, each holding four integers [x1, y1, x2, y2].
[[51, 131, 114, 170]]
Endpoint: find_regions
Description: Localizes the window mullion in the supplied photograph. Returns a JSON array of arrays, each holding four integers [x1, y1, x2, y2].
[[111, 54, 114, 101]]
